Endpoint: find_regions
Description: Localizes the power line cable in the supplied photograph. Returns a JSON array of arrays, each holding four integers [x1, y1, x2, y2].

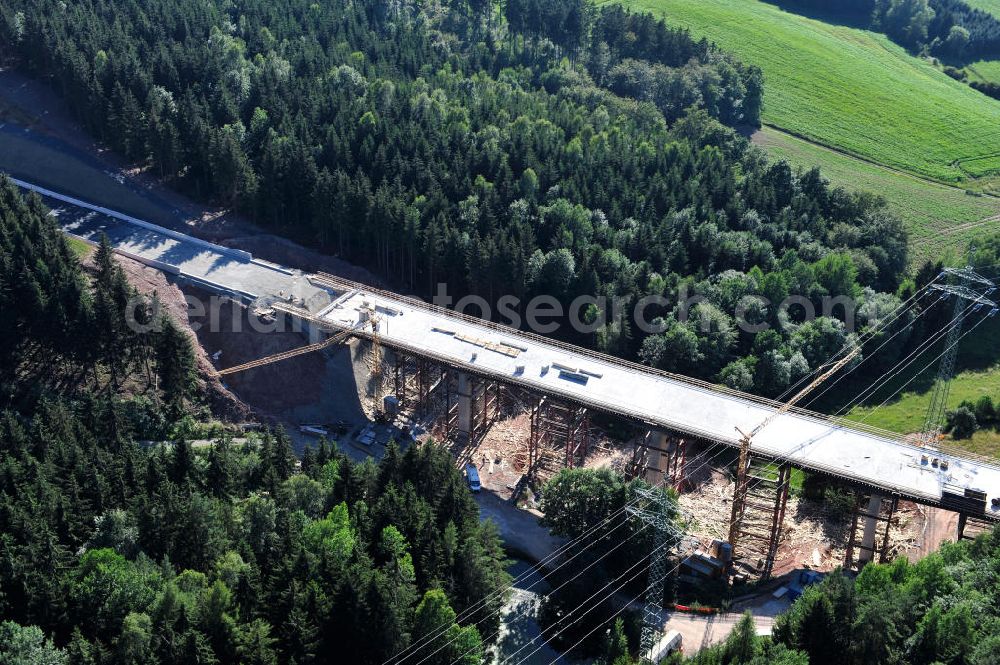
[[770, 278, 940, 404], [534, 584, 651, 665], [831, 300, 979, 418], [800, 299, 934, 410], [498, 551, 659, 665], [515, 309, 997, 664], [421, 523, 653, 665], [385, 494, 647, 664], [854, 314, 993, 428]]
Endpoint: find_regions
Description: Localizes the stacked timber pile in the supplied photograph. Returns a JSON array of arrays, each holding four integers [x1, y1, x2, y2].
[[677, 471, 734, 544]]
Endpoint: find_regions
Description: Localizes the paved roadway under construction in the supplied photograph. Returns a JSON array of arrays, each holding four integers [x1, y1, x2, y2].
[[13, 177, 1000, 518]]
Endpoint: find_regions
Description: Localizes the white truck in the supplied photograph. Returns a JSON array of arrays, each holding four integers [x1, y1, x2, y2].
[[649, 630, 683, 663]]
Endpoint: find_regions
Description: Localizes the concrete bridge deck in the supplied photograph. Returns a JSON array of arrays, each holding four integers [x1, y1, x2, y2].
[[313, 277, 1000, 508], [12, 177, 1000, 517]]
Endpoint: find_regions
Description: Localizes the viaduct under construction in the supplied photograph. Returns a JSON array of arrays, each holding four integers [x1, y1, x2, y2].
[[275, 272, 1000, 578], [17, 177, 1000, 582]]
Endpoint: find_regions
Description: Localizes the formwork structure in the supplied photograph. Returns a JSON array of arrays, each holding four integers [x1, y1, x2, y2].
[[466, 375, 503, 444], [528, 397, 591, 478], [434, 385, 458, 443], [629, 431, 688, 491], [727, 458, 791, 580], [392, 354, 439, 415], [844, 493, 899, 571], [390, 358, 503, 452]]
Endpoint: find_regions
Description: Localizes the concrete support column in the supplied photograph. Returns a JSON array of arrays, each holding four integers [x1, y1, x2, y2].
[[643, 431, 671, 485], [858, 494, 884, 565], [457, 372, 472, 439]]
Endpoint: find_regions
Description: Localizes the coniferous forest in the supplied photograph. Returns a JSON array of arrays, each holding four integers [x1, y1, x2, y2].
[[0, 178, 509, 664]]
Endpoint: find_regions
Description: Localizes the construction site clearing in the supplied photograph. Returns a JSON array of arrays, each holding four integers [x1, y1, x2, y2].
[[487, 428, 923, 579], [343, 356, 929, 582], [209, 315, 944, 590]]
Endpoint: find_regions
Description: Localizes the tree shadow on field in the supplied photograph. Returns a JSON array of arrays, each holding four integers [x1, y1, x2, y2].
[[764, 0, 874, 31]]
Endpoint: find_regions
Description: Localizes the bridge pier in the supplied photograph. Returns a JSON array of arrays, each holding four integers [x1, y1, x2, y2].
[[845, 493, 898, 571], [434, 369, 458, 441], [444, 370, 502, 446], [858, 495, 884, 566], [392, 353, 418, 411], [631, 431, 688, 490], [457, 372, 473, 440], [957, 512, 993, 541]]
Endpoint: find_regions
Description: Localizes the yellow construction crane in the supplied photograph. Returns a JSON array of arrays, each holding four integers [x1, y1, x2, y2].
[[728, 345, 862, 548], [736, 347, 862, 446], [215, 329, 352, 377]]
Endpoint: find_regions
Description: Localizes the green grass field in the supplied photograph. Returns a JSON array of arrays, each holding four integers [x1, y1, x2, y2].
[[66, 235, 93, 259], [967, 59, 1000, 85], [754, 127, 1000, 264], [964, 0, 1000, 18], [610, 0, 1000, 186], [838, 318, 1000, 459]]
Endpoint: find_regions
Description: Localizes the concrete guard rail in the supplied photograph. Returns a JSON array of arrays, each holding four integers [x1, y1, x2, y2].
[[67, 231, 182, 276]]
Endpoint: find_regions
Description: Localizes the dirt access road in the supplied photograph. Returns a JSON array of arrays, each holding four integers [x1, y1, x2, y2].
[[475, 491, 567, 564], [664, 610, 777, 653], [0, 67, 389, 431]]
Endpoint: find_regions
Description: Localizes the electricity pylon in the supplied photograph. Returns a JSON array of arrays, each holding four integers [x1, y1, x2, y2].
[[919, 259, 997, 448], [626, 487, 693, 663]]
